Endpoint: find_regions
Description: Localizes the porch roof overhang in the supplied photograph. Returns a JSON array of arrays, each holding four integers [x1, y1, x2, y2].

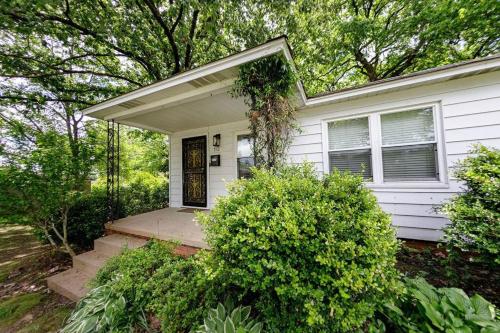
[[82, 37, 307, 134]]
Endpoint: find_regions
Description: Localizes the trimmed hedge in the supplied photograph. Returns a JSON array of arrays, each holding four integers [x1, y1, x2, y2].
[[199, 165, 401, 332]]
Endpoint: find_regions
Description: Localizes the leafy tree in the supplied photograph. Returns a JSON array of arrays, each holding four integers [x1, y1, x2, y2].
[[0, 129, 97, 256], [2, 0, 498, 100], [287, 0, 500, 94]]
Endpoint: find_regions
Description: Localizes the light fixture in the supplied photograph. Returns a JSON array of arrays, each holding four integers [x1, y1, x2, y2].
[[213, 134, 221, 147]]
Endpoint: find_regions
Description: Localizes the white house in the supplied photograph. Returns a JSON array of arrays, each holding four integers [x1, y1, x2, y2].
[[83, 37, 500, 242]]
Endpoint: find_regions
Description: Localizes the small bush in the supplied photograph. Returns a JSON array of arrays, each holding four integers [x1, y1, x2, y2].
[[50, 172, 168, 250], [92, 241, 224, 333], [378, 277, 499, 332], [198, 165, 401, 332], [442, 145, 500, 265], [65, 189, 108, 249]]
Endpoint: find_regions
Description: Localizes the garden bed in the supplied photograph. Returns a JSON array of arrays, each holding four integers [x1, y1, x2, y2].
[[397, 242, 499, 307]]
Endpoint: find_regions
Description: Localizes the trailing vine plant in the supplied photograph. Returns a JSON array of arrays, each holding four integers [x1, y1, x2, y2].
[[232, 54, 298, 169]]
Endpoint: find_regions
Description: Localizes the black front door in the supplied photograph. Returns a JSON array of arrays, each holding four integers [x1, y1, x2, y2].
[[182, 136, 207, 207]]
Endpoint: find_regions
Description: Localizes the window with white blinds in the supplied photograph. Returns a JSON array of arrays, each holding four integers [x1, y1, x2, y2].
[[324, 104, 443, 186], [381, 108, 438, 181], [327, 117, 372, 179]]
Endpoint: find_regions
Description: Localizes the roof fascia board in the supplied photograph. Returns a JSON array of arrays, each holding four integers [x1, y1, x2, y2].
[[83, 38, 287, 116], [282, 44, 307, 106], [305, 57, 500, 108], [104, 78, 235, 121]]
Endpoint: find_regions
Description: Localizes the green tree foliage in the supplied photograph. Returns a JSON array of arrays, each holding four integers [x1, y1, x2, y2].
[[287, 0, 500, 94], [1, 0, 498, 99], [232, 55, 297, 168], [0, 130, 97, 256], [441, 145, 500, 266], [198, 165, 401, 332]]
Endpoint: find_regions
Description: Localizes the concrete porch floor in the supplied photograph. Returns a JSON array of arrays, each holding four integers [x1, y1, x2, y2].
[[105, 207, 209, 249]]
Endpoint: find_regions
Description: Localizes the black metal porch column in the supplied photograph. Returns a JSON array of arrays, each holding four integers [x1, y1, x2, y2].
[[106, 120, 120, 222]]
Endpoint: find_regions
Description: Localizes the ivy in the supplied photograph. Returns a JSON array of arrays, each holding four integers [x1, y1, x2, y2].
[[232, 54, 298, 169]]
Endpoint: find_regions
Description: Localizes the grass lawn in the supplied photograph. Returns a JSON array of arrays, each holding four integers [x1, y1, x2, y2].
[[0, 224, 74, 333]]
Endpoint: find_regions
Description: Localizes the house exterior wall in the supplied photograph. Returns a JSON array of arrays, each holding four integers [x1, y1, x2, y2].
[[169, 70, 500, 241]]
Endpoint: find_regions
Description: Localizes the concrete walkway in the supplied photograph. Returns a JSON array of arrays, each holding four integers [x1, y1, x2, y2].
[[105, 207, 208, 249]]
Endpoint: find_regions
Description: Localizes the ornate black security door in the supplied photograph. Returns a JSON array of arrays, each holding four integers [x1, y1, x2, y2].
[[182, 136, 207, 207]]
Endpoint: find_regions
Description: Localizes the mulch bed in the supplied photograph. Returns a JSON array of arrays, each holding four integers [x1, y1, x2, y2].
[[397, 242, 499, 306]]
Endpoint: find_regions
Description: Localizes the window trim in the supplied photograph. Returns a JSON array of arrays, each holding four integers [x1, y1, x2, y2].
[[321, 102, 448, 189], [326, 115, 373, 180]]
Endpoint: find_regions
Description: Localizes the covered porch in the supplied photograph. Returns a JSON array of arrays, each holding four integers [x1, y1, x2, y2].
[[105, 207, 209, 249]]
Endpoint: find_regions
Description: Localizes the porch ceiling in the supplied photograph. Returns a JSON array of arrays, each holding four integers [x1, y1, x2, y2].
[[82, 37, 307, 134], [123, 91, 248, 133]]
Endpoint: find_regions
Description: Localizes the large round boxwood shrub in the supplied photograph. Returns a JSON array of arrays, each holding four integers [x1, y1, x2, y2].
[[199, 165, 401, 332]]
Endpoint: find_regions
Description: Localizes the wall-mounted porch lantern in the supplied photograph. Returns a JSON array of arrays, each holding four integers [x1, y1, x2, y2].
[[213, 134, 221, 147]]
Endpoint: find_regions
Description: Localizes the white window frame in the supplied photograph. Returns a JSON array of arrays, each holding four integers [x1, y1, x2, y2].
[[321, 102, 448, 189], [325, 114, 374, 182], [234, 130, 254, 179]]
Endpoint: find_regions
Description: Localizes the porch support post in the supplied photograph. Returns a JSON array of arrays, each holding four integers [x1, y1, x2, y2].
[[106, 120, 120, 222]]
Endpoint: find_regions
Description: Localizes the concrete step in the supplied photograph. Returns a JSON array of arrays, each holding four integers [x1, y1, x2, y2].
[[47, 268, 91, 302], [94, 234, 147, 257], [73, 250, 110, 276]]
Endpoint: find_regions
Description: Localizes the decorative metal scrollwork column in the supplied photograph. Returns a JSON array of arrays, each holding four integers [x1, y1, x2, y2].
[[106, 120, 120, 222]]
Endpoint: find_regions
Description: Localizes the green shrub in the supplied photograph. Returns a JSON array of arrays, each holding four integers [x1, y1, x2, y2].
[[65, 189, 108, 249], [442, 145, 500, 265], [198, 165, 401, 332], [378, 277, 499, 332], [119, 171, 168, 217], [49, 172, 168, 249], [61, 276, 150, 333], [193, 303, 263, 333], [92, 240, 224, 333]]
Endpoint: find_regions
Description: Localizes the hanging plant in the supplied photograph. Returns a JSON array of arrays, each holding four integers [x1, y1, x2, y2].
[[232, 54, 298, 169]]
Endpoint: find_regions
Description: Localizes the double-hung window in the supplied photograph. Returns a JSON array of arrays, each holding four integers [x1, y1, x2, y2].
[[381, 108, 438, 181], [237, 134, 254, 179], [325, 105, 441, 185], [327, 117, 372, 179]]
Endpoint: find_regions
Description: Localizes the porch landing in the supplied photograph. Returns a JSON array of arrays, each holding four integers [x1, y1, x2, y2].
[[105, 207, 209, 249]]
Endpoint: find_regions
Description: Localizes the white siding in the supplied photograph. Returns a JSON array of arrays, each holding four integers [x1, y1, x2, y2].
[[168, 70, 500, 241], [290, 70, 500, 241]]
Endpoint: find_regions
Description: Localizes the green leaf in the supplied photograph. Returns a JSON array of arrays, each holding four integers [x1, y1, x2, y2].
[[470, 294, 495, 320], [224, 317, 235, 333]]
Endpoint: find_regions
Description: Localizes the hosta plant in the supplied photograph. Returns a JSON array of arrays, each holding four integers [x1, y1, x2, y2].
[[60, 276, 152, 333], [380, 277, 499, 332], [193, 303, 263, 333]]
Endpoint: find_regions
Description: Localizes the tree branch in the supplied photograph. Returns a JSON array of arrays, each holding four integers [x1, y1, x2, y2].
[[184, 9, 199, 69], [143, 0, 181, 74]]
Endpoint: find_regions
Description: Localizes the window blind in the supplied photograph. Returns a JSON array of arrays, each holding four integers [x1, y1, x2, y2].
[[329, 149, 372, 179], [382, 143, 438, 181], [381, 108, 435, 145], [328, 117, 370, 150]]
